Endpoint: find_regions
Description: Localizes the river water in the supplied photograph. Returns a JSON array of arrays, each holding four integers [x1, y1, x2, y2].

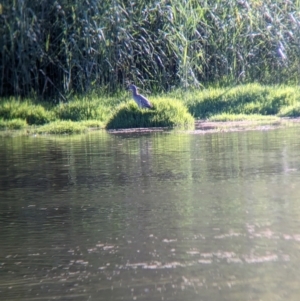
[[1, 127, 300, 301]]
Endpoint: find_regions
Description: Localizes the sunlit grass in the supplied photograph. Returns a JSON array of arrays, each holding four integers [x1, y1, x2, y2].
[[184, 84, 300, 118], [53, 95, 114, 122], [209, 114, 280, 122], [1, 84, 300, 135], [277, 104, 300, 117], [106, 99, 194, 130], [0, 98, 52, 125], [0, 118, 28, 130], [34, 121, 87, 135], [80, 120, 104, 128]]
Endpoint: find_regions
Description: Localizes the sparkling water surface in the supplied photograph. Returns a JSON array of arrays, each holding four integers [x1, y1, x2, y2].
[[1, 128, 300, 301]]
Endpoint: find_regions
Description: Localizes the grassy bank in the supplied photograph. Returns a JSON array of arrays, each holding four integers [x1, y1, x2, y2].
[[1, 84, 300, 134], [181, 84, 300, 118], [106, 99, 194, 130]]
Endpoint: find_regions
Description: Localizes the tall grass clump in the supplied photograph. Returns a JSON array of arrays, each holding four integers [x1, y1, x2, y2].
[[2, 1, 300, 100], [278, 105, 300, 117], [0, 98, 52, 124], [186, 84, 300, 119], [54, 96, 112, 122], [106, 99, 194, 130], [35, 120, 87, 135], [0, 118, 28, 130]]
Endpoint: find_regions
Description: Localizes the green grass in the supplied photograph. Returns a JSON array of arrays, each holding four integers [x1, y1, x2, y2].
[[184, 84, 300, 118], [54, 96, 113, 122], [0, 118, 28, 130], [208, 114, 280, 122], [0, 98, 52, 125], [80, 120, 104, 128], [105, 99, 194, 130], [0, 96, 112, 133], [34, 121, 88, 135], [277, 104, 300, 117], [1, 84, 300, 135]]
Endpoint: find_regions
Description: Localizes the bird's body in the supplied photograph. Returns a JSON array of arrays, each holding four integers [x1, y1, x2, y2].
[[128, 84, 152, 109]]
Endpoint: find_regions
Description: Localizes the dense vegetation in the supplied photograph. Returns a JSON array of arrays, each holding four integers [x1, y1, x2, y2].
[[106, 99, 194, 129], [184, 84, 300, 118], [1, 84, 300, 133], [1, 0, 300, 100]]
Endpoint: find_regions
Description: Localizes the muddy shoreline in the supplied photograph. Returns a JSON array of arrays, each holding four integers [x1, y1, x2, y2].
[[108, 117, 300, 134]]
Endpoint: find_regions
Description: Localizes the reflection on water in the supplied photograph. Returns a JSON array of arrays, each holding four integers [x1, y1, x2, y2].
[[1, 128, 300, 301]]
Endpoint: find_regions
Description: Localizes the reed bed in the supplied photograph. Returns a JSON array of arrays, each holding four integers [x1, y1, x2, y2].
[[1, 0, 300, 100]]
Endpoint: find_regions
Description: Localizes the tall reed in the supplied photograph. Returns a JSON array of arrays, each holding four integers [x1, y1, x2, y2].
[[1, 0, 300, 101]]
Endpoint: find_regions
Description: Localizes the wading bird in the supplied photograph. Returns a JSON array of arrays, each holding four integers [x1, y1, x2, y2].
[[128, 84, 152, 109]]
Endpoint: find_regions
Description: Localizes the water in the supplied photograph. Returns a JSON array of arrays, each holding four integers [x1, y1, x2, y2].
[[1, 128, 300, 301]]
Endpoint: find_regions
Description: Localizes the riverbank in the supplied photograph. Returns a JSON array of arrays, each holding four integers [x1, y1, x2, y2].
[[1, 117, 300, 138], [106, 117, 300, 134], [1, 84, 300, 135]]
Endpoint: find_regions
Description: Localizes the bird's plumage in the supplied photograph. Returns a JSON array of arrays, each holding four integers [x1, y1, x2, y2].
[[128, 84, 152, 109]]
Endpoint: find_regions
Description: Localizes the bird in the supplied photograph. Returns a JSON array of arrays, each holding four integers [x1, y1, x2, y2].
[[127, 84, 153, 109]]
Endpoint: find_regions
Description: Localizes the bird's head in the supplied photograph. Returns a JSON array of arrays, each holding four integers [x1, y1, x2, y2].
[[127, 84, 137, 92]]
